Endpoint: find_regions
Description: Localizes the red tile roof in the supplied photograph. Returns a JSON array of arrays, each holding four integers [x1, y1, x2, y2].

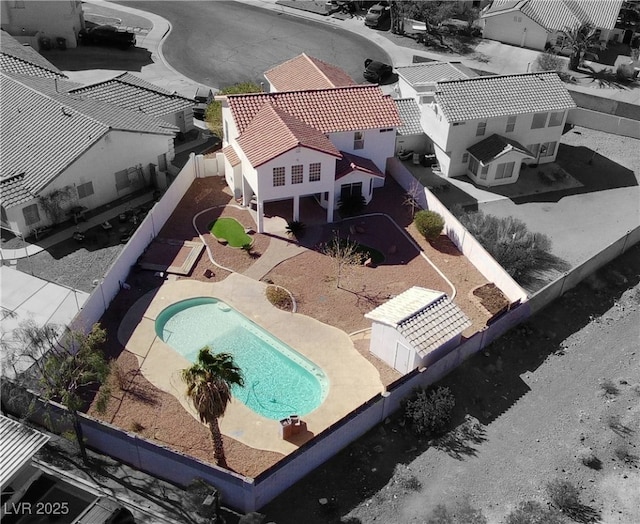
[[335, 151, 384, 180], [435, 72, 576, 122], [222, 145, 241, 166], [236, 102, 340, 167], [228, 85, 401, 135], [264, 53, 356, 91]]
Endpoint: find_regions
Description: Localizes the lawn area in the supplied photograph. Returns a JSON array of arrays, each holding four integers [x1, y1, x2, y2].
[[209, 217, 252, 248]]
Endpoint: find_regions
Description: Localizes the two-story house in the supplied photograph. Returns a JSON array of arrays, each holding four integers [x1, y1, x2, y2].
[[481, 0, 623, 51], [419, 71, 576, 187], [264, 52, 356, 92], [219, 85, 401, 232]]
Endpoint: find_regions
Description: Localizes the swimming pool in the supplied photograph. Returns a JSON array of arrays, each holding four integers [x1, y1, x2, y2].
[[155, 297, 328, 420]]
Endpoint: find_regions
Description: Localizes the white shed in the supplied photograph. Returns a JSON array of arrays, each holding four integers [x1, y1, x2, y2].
[[365, 287, 471, 374]]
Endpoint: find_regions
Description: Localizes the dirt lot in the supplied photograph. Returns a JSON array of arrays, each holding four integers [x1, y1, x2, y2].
[[261, 243, 640, 523]]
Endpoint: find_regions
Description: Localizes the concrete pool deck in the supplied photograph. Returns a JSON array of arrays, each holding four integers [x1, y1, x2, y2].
[[117, 273, 384, 455]]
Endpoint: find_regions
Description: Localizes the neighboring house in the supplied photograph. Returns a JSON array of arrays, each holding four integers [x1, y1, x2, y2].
[[0, 72, 178, 236], [418, 71, 576, 187], [0, 0, 85, 49], [365, 287, 471, 374], [264, 53, 356, 92], [220, 85, 401, 232], [481, 0, 623, 50], [68, 72, 197, 134], [0, 29, 67, 78], [395, 61, 477, 105]]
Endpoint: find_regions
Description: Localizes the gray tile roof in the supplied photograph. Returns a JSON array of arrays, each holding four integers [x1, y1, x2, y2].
[[69, 72, 194, 118], [366, 287, 471, 357], [396, 61, 476, 85], [467, 134, 534, 163], [1, 73, 178, 207], [0, 30, 66, 78], [0, 415, 49, 487], [394, 98, 423, 136], [435, 72, 576, 123]]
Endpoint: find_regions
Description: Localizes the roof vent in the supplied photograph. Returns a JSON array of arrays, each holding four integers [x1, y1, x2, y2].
[[61, 107, 72, 117]]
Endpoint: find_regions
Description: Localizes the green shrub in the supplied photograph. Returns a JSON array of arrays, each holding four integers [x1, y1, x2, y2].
[[504, 500, 566, 524], [404, 386, 455, 437], [338, 194, 366, 217], [265, 285, 293, 311], [285, 220, 306, 239], [414, 210, 445, 241], [546, 479, 580, 512]]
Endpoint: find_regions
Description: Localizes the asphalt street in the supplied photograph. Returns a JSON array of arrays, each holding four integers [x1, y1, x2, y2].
[[118, 0, 391, 87]]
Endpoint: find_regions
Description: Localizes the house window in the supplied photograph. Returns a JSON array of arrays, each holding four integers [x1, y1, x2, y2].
[[115, 169, 131, 191], [353, 131, 364, 150], [480, 165, 489, 180], [527, 143, 540, 157], [506, 115, 517, 133], [291, 165, 303, 184], [540, 141, 557, 157], [513, 15, 521, 22], [462, 152, 469, 163], [469, 156, 479, 175], [495, 161, 515, 179], [548, 111, 564, 127], [379, 128, 393, 133], [77, 181, 94, 199], [22, 203, 40, 226], [272, 167, 285, 187], [476, 121, 486, 136], [340, 182, 362, 201], [309, 162, 321, 182], [531, 112, 548, 129]]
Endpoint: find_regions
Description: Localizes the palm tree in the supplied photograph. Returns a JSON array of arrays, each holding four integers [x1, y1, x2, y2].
[[181, 347, 244, 468], [559, 23, 602, 71]]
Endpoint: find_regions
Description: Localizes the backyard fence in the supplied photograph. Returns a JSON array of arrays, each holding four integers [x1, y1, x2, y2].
[[567, 107, 640, 139], [387, 158, 529, 304]]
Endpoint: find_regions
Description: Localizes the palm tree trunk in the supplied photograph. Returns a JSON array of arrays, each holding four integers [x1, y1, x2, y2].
[[72, 410, 89, 465], [209, 418, 227, 468]]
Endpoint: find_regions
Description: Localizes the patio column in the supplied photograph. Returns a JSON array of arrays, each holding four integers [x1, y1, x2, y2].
[[293, 195, 300, 222], [242, 177, 252, 207], [257, 201, 264, 233], [326, 190, 335, 224]]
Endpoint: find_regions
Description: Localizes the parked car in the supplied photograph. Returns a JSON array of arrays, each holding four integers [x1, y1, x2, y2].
[[364, 2, 390, 28], [363, 58, 393, 83], [78, 25, 135, 49], [193, 87, 213, 120]]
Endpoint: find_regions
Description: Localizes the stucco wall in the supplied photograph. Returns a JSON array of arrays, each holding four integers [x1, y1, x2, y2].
[[328, 128, 396, 173], [482, 11, 548, 49]]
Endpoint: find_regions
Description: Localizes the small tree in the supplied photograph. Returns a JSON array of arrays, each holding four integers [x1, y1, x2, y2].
[[205, 82, 262, 138], [559, 23, 602, 71], [404, 386, 455, 437], [38, 186, 74, 226], [7, 321, 111, 464], [408, 1, 456, 46], [321, 232, 366, 289], [402, 180, 424, 218], [414, 210, 445, 241]]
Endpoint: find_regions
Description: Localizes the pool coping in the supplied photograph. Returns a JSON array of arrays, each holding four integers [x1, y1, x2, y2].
[[118, 273, 384, 455]]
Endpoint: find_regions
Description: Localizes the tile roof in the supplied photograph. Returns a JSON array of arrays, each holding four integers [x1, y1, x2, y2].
[[222, 145, 241, 166], [434, 72, 576, 122], [237, 102, 340, 167], [0, 30, 66, 78], [0, 415, 50, 487], [396, 61, 476, 86], [1, 73, 178, 207], [484, 0, 622, 31], [365, 287, 471, 357], [335, 151, 384, 180], [394, 98, 423, 136], [227, 85, 402, 135], [264, 53, 356, 91], [69, 72, 194, 118], [467, 134, 534, 163]]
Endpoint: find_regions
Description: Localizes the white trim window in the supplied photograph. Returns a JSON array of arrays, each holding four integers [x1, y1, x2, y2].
[[353, 131, 364, 150], [469, 156, 479, 175], [506, 115, 516, 133], [77, 181, 94, 199], [462, 152, 469, 163], [476, 121, 487, 136], [531, 112, 548, 129], [309, 162, 321, 182], [495, 161, 515, 179], [291, 165, 303, 184], [540, 141, 557, 157], [22, 203, 40, 226], [272, 167, 285, 187], [548, 111, 564, 127], [480, 164, 489, 180]]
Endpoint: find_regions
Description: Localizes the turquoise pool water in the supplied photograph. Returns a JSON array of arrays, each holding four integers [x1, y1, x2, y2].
[[155, 297, 328, 420]]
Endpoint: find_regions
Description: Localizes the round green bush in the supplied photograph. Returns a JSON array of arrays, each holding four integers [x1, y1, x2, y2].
[[414, 210, 445, 241]]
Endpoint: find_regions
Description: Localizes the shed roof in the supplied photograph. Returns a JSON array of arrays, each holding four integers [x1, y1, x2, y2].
[[264, 53, 356, 91], [395, 61, 476, 86], [483, 0, 622, 31], [0, 415, 50, 487], [467, 134, 534, 163], [434, 72, 576, 122], [365, 287, 471, 357]]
